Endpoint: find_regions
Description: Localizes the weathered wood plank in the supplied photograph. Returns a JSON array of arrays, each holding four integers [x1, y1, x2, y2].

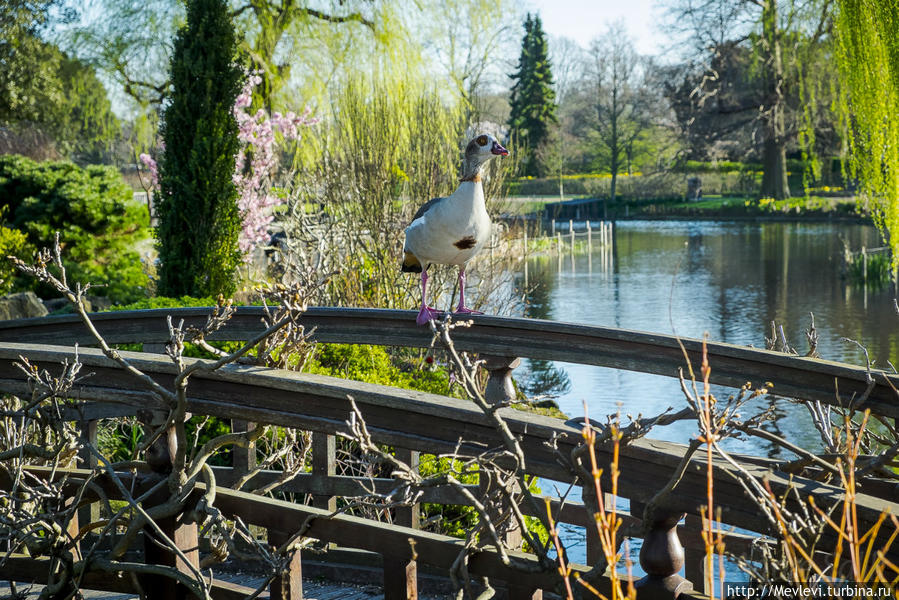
[[393, 448, 420, 531], [0, 553, 270, 599], [1, 467, 585, 593], [0, 307, 894, 416], [212, 484, 580, 591]]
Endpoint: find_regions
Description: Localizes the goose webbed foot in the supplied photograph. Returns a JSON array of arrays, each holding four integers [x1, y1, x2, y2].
[[453, 306, 483, 316], [416, 305, 442, 326]]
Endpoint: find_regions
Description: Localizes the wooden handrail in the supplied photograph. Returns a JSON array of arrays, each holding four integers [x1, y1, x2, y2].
[[0, 343, 894, 544], [0, 307, 895, 417], [2, 308, 897, 597]]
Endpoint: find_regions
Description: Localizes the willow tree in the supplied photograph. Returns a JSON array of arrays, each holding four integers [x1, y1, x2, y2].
[[68, 0, 381, 112], [834, 0, 899, 271]]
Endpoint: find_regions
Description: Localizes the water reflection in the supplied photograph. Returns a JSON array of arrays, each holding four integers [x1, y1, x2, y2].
[[514, 220, 896, 454], [513, 219, 896, 576]]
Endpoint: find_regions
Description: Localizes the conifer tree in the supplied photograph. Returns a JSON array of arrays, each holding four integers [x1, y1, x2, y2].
[[156, 0, 243, 297], [508, 13, 557, 176]]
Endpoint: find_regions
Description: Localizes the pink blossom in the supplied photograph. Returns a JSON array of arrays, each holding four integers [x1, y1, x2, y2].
[[230, 71, 315, 256], [142, 72, 315, 259], [138, 153, 159, 187]]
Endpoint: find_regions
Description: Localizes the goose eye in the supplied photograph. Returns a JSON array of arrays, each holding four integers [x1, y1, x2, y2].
[[477, 135, 488, 146]]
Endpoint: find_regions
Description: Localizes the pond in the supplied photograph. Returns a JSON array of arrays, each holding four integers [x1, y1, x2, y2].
[[508, 219, 897, 574]]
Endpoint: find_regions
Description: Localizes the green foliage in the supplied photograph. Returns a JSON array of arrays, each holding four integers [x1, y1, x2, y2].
[[847, 252, 892, 289], [156, 0, 243, 298], [286, 77, 472, 310], [98, 414, 231, 466], [110, 295, 218, 311], [834, 0, 899, 271], [508, 13, 557, 177], [0, 3, 120, 162], [419, 453, 478, 538], [0, 1, 64, 125], [97, 418, 144, 463], [0, 224, 31, 294], [0, 155, 150, 302], [49, 54, 121, 163], [306, 344, 461, 398]]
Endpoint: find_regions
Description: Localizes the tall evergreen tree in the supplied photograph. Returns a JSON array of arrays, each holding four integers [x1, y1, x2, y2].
[[156, 0, 243, 297], [508, 13, 557, 176]]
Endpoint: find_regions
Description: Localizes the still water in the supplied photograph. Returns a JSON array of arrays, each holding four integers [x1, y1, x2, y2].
[[510, 219, 897, 571]]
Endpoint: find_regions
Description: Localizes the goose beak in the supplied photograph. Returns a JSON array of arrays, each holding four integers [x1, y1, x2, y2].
[[491, 141, 509, 156]]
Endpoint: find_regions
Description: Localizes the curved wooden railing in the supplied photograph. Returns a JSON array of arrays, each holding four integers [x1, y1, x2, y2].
[[1, 307, 895, 415], [0, 308, 896, 599]]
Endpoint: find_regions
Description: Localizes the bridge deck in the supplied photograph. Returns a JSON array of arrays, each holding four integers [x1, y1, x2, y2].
[[0, 577, 450, 600]]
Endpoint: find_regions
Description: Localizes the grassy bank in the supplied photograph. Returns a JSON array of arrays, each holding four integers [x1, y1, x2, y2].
[[507, 193, 870, 222]]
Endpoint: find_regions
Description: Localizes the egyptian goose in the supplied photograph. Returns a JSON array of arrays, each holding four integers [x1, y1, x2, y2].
[[402, 133, 509, 325]]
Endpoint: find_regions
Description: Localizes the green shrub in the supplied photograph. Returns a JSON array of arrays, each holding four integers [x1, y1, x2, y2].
[[306, 343, 461, 398], [0, 154, 150, 302], [0, 224, 31, 294], [110, 295, 218, 311]]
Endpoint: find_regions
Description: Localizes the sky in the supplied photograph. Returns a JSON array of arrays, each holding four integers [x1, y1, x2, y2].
[[527, 0, 667, 55]]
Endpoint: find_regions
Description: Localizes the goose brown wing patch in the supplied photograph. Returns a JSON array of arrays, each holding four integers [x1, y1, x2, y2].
[[454, 236, 477, 249]]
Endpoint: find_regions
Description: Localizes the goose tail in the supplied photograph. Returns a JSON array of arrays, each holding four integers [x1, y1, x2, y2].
[[401, 251, 423, 273]]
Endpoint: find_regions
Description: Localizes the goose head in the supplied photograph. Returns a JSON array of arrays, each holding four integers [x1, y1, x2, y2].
[[465, 133, 509, 162], [461, 133, 508, 179]]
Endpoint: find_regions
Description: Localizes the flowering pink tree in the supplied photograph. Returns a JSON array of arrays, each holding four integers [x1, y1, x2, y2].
[[140, 72, 315, 258]]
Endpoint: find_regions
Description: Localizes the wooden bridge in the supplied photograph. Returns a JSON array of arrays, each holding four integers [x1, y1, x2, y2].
[[0, 307, 896, 599]]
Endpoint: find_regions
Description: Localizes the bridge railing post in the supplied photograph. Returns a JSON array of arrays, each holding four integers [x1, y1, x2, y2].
[[581, 485, 615, 568], [480, 355, 524, 552], [482, 355, 521, 407], [231, 419, 256, 482], [77, 417, 100, 542], [140, 410, 200, 599], [683, 514, 706, 593], [384, 447, 419, 599], [632, 500, 693, 599], [269, 529, 303, 600], [393, 447, 420, 530], [311, 432, 336, 512]]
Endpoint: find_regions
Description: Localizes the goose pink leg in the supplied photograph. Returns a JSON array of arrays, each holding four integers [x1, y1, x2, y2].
[[416, 269, 441, 326], [454, 269, 483, 315]]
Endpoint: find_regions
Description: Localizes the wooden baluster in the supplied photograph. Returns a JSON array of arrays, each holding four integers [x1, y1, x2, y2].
[[311, 432, 336, 512], [394, 448, 420, 530], [507, 585, 543, 600], [633, 501, 694, 599], [683, 514, 706, 593], [482, 355, 521, 407], [581, 484, 606, 567], [77, 418, 99, 539], [384, 551, 418, 600], [480, 355, 523, 550], [140, 410, 199, 600], [231, 419, 256, 486], [384, 447, 419, 599], [269, 529, 303, 600]]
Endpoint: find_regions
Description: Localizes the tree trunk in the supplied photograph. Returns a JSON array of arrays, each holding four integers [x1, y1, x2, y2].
[[760, 131, 789, 199], [759, 0, 790, 200]]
